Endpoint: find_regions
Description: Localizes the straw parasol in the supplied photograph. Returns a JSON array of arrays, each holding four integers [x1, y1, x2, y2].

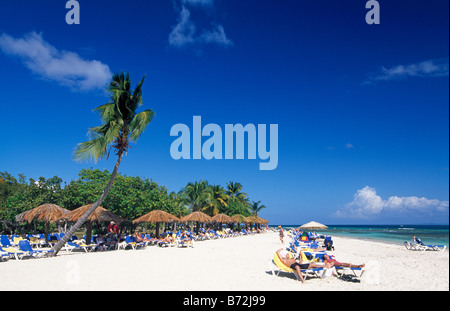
[[257, 217, 269, 224], [181, 211, 213, 234], [299, 221, 328, 230], [231, 214, 248, 224], [59, 204, 126, 243], [245, 216, 264, 224], [132, 210, 181, 237], [60, 204, 126, 224], [181, 211, 213, 223], [211, 213, 233, 224], [17, 203, 70, 242], [19, 203, 70, 224]]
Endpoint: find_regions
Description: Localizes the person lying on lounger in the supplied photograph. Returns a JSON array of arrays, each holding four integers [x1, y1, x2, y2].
[[322, 254, 365, 269], [276, 249, 326, 283]]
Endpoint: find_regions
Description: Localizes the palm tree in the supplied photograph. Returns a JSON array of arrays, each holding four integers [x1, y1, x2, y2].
[[51, 72, 154, 256], [226, 181, 248, 202], [249, 200, 266, 217], [180, 180, 213, 212], [204, 184, 228, 216]]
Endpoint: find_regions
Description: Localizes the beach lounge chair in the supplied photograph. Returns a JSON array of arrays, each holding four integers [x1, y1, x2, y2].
[[1, 249, 9, 262], [0, 235, 13, 247], [18, 240, 53, 258], [269, 251, 324, 282], [404, 238, 447, 252], [118, 236, 146, 250], [0, 246, 30, 260], [157, 234, 177, 247], [323, 236, 334, 251], [176, 232, 194, 248], [334, 266, 365, 278], [64, 241, 95, 253]]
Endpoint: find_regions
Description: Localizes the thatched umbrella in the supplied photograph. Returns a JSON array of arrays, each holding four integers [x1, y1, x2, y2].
[[231, 214, 248, 224], [132, 210, 181, 237], [212, 213, 233, 224], [59, 204, 126, 243], [181, 211, 213, 234], [245, 216, 263, 224], [257, 217, 269, 224], [230, 214, 249, 231], [18, 204, 70, 242], [211, 213, 233, 230]]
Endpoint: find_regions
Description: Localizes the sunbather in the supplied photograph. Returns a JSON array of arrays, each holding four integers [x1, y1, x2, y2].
[[276, 248, 326, 283], [322, 254, 365, 269]]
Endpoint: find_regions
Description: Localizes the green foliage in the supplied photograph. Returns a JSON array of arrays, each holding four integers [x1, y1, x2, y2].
[[1, 169, 268, 234]]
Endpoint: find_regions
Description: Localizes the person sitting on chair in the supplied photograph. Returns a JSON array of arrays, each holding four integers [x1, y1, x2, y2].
[[276, 248, 326, 283]]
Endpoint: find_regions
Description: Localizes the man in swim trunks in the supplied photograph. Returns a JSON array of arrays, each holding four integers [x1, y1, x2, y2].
[[322, 254, 365, 269], [276, 249, 325, 283]]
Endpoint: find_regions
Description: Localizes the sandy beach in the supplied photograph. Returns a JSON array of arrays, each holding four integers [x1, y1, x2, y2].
[[0, 231, 448, 291]]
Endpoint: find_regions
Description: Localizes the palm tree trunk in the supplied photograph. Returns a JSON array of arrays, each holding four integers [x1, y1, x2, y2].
[[50, 150, 124, 256]]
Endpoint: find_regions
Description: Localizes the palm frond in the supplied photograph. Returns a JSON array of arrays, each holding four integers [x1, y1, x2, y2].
[[129, 109, 155, 142], [73, 136, 108, 162]]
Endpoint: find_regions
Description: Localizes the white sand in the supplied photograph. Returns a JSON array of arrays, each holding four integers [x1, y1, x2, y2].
[[0, 232, 448, 291]]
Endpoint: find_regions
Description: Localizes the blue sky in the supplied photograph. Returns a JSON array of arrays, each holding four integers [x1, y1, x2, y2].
[[0, 0, 448, 225]]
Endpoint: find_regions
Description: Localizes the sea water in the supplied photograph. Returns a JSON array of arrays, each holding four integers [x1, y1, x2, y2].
[[275, 225, 449, 249]]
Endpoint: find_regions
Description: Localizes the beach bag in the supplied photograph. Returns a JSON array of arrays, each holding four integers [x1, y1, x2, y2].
[[322, 267, 335, 278], [339, 274, 360, 283]]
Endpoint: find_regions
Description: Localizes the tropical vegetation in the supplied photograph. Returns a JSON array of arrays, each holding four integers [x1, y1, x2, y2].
[[0, 169, 267, 235]]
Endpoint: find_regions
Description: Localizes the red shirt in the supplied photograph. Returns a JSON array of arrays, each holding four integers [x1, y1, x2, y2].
[[108, 224, 119, 234]]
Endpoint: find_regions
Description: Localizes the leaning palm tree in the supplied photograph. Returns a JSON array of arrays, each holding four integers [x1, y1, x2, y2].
[[51, 72, 154, 256]]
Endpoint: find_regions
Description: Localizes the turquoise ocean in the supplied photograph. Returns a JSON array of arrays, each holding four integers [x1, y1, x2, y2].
[[273, 225, 449, 249]]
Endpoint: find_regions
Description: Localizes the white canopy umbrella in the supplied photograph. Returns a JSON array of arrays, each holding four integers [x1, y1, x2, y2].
[[299, 221, 328, 230]]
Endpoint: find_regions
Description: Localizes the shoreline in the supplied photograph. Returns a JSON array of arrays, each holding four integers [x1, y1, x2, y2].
[[1, 231, 448, 291]]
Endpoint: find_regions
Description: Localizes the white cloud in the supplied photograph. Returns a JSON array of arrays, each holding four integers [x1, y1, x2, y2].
[[366, 58, 449, 83], [346, 143, 354, 149], [335, 186, 449, 219], [169, 1, 233, 49], [0, 32, 112, 91], [182, 0, 214, 6]]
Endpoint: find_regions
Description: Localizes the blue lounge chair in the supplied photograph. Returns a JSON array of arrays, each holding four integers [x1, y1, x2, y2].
[[118, 236, 146, 250], [64, 241, 95, 252], [0, 246, 29, 260], [334, 266, 365, 278], [18, 240, 53, 258], [324, 236, 334, 251], [0, 235, 13, 247], [406, 237, 447, 252], [1, 249, 9, 262]]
